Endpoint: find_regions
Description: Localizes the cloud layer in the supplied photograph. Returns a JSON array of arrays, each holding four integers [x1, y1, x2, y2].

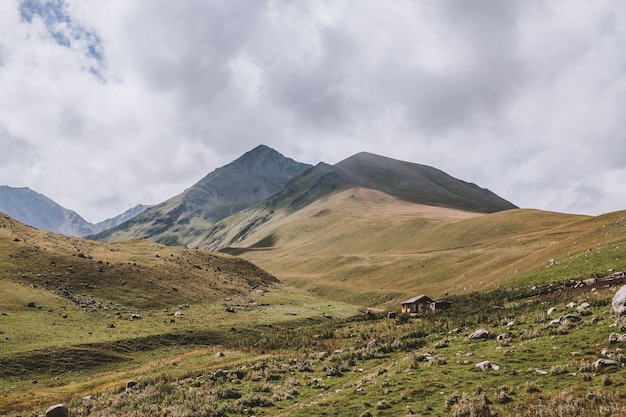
[[1, 0, 625, 221]]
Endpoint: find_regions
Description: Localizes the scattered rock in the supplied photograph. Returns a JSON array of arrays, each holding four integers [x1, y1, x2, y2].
[[496, 333, 510, 341], [535, 369, 548, 375], [367, 339, 377, 348], [376, 400, 391, 410], [594, 358, 619, 371], [174, 311, 184, 317], [547, 307, 557, 315], [130, 313, 141, 320], [476, 360, 500, 371], [576, 302, 591, 312], [27, 302, 36, 308], [45, 403, 68, 417], [566, 302, 577, 309], [559, 314, 581, 325], [612, 285, 626, 315], [468, 329, 489, 340], [215, 351, 225, 357], [609, 333, 626, 344], [126, 380, 137, 390], [106, 323, 115, 329]]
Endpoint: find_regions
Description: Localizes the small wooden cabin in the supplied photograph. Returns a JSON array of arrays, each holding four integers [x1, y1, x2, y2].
[[401, 294, 451, 313]]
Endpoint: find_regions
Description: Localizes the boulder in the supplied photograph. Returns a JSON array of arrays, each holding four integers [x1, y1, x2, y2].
[[593, 358, 619, 371], [576, 302, 591, 312], [45, 404, 68, 417], [468, 329, 490, 340], [126, 380, 137, 390], [609, 333, 626, 344], [559, 314, 581, 325], [613, 285, 626, 315], [496, 333, 510, 341], [476, 360, 500, 371], [547, 307, 557, 315]]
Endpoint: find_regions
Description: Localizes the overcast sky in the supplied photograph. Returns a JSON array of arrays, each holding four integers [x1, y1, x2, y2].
[[1, 0, 625, 222]]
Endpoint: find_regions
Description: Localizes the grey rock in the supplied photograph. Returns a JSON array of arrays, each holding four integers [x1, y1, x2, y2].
[[468, 329, 489, 340], [594, 358, 619, 371], [614, 286, 626, 315], [476, 360, 500, 371], [45, 403, 68, 417], [609, 333, 626, 344], [559, 314, 581, 325]]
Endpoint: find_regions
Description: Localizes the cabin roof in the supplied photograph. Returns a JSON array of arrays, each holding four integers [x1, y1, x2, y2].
[[401, 294, 433, 305]]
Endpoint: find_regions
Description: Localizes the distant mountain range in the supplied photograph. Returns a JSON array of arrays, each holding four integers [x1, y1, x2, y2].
[[0, 186, 149, 237], [2, 145, 517, 245], [93, 145, 517, 248]]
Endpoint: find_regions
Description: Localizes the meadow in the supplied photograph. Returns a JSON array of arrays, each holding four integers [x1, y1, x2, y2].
[[3, 278, 626, 416], [3, 207, 626, 415]]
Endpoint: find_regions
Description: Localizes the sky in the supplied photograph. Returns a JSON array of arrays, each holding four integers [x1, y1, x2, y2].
[[1, 0, 626, 223]]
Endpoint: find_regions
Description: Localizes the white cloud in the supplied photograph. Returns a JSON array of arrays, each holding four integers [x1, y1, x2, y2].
[[1, 0, 626, 221]]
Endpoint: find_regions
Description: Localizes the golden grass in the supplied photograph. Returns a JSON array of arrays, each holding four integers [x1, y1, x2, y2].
[[211, 188, 626, 306]]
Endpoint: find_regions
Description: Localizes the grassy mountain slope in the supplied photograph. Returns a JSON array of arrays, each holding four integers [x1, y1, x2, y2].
[[92, 145, 312, 245], [206, 187, 626, 306], [0, 213, 362, 414], [0, 213, 278, 310], [182, 153, 517, 251]]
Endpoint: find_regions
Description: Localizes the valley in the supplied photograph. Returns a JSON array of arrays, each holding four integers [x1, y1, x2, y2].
[[2, 147, 626, 416]]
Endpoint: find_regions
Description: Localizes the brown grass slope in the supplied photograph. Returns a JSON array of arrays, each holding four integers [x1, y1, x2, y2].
[[184, 152, 518, 251], [0, 213, 279, 311], [209, 188, 626, 306]]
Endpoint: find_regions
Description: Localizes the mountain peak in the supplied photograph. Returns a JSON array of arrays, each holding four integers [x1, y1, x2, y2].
[[333, 152, 516, 213], [93, 146, 313, 245]]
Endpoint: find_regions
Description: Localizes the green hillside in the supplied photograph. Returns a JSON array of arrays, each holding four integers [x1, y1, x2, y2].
[[4, 202, 626, 415]]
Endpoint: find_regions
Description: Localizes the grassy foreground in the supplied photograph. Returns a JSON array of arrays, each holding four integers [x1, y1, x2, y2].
[[3, 281, 626, 416]]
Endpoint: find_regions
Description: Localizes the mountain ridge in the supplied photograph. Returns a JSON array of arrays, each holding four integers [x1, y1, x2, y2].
[[179, 150, 518, 251], [0, 185, 149, 237], [92, 145, 313, 245]]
